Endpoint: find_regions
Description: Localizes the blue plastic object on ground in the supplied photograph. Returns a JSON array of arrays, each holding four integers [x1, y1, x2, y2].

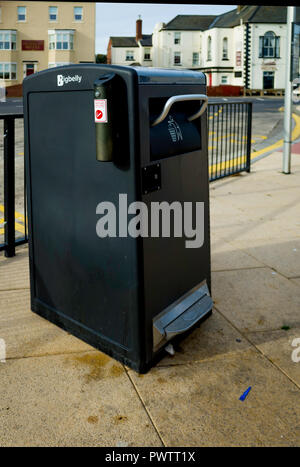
[[239, 386, 252, 401]]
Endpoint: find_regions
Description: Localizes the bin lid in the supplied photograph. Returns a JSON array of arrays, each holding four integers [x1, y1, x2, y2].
[[132, 66, 206, 85]]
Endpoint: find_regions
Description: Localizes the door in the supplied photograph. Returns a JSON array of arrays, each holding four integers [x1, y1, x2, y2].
[[263, 71, 274, 89], [25, 63, 35, 77]]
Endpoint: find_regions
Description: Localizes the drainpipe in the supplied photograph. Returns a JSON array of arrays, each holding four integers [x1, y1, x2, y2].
[[244, 22, 251, 92]]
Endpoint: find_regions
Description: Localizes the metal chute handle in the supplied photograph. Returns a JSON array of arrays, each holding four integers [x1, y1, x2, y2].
[[151, 94, 208, 127]]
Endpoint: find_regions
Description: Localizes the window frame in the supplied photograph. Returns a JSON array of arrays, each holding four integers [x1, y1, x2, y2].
[[0, 31, 17, 50], [0, 62, 17, 80], [259, 31, 280, 59], [48, 31, 74, 51], [207, 36, 212, 61], [17, 6, 26, 22], [74, 6, 83, 21], [192, 52, 199, 66], [222, 37, 228, 60], [125, 50, 134, 61], [174, 32, 181, 45], [174, 51, 181, 65], [49, 6, 58, 22], [144, 47, 151, 60]]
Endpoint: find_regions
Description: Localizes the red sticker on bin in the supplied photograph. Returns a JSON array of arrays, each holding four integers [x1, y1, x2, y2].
[[94, 99, 108, 123]]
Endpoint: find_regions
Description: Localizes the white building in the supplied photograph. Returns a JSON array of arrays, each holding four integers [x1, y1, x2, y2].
[[107, 17, 152, 67], [108, 6, 300, 93]]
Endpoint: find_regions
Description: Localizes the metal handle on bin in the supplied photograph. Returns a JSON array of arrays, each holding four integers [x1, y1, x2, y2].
[[151, 94, 208, 127]]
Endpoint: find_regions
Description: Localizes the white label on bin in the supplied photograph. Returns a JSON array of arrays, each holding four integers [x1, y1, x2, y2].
[[94, 99, 108, 123]]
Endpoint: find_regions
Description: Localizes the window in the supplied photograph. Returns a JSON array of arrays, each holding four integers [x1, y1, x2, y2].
[[0, 63, 17, 80], [49, 6, 58, 21], [259, 31, 280, 58], [174, 32, 181, 45], [263, 71, 274, 89], [144, 48, 151, 60], [0, 31, 17, 50], [207, 36, 212, 61], [174, 51, 181, 65], [192, 52, 199, 66], [17, 6, 26, 21], [221, 75, 228, 84], [222, 37, 228, 60], [74, 7, 83, 21], [49, 31, 74, 50], [234, 71, 242, 78], [126, 50, 134, 61]]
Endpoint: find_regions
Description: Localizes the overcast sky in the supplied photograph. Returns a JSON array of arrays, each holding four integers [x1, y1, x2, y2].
[[95, 3, 236, 54]]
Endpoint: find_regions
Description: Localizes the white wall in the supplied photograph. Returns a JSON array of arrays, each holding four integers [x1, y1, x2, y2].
[[111, 19, 288, 90], [251, 23, 286, 89], [111, 47, 139, 66], [110, 44, 153, 67], [152, 27, 201, 69]]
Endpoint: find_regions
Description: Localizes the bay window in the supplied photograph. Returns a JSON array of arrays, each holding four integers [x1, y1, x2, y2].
[[49, 30, 74, 50], [0, 31, 17, 50]]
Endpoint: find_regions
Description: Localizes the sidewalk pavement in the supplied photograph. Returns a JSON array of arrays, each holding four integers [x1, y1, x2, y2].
[[1, 150, 300, 447]]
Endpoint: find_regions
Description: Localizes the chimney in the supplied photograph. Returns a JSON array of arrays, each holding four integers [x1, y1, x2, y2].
[[136, 15, 142, 42]]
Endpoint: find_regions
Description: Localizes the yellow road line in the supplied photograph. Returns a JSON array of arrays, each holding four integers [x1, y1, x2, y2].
[[208, 108, 223, 120], [208, 109, 300, 167], [252, 135, 267, 139], [0, 218, 25, 234], [209, 112, 300, 174], [250, 112, 300, 159], [0, 205, 26, 235], [0, 204, 25, 222], [209, 156, 247, 176]]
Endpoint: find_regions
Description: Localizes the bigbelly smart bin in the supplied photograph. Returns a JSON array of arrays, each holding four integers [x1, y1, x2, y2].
[[23, 64, 213, 373]]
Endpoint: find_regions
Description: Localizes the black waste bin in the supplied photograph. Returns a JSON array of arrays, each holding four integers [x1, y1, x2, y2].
[[23, 64, 213, 373]]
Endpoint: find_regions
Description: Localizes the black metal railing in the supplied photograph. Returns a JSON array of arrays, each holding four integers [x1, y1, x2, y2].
[[208, 101, 252, 181], [0, 114, 27, 257], [0, 101, 252, 257]]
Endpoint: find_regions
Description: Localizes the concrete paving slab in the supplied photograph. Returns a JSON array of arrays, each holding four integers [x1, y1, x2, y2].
[[0, 351, 162, 447], [0, 245, 29, 290], [235, 238, 300, 278], [211, 234, 264, 272], [212, 267, 300, 332], [255, 151, 300, 170], [0, 289, 94, 358], [129, 349, 300, 446], [210, 157, 300, 199], [246, 327, 300, 388], [210, 180, 300, 244], [290, 278, 300, 288], [157, 309, 252, 367]]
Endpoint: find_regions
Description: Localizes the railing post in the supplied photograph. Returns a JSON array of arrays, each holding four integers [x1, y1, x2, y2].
[[3, 116, 15, 257], [246, 102, 252, 173]]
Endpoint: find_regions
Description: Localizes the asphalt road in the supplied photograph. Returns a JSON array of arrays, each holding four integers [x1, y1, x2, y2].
[[0, 98, 23, 115]]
